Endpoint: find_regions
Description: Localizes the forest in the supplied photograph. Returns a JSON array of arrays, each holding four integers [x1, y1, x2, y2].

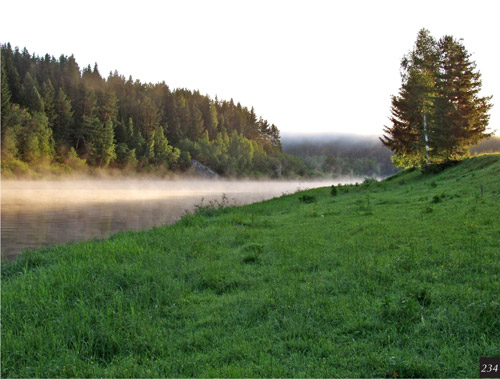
[[2, 42, 497, 179], [1, 43, 307, 178], [282, 134, 400, 177], [282, 133, 499, 178]]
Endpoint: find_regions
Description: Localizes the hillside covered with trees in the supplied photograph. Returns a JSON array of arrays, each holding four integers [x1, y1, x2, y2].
[[282, 134, 400, 178], [282, 133, 499, 179], [1, 43, 307, 178]]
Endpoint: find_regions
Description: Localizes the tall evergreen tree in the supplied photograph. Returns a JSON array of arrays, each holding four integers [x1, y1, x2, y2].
[[53, 88, 74, 146], [381, 29, 438, 167], [141, 96, 160, 138], [382, 29, 492, 167], [430, 35, 492, 161], [152, 126, 180, 168], [189, 106, 205, 141], [11, 109, 55, 164], [20, 72, 44, 112], [97, 119, 116, 167], [82, 117, 115, 166], [1, 60, 11, 119], [41, 80, 56, 130], [1, 44, 22, 104]]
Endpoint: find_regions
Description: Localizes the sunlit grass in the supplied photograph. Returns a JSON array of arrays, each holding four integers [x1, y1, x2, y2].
[[2, 154, 500, 377]]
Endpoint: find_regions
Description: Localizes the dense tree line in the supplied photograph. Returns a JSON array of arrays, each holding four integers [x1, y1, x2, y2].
[[471, 136, 500, 155], [1, 43, 307, 177], [381, 29, 492, 167], [282, 135, 399, 177]]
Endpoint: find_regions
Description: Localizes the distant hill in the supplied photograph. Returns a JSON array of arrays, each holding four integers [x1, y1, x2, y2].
[[1, 43, 308, 178], [281, 133, 500, 178], [281, 133, 398, 177], [471, 136, 500, 154]]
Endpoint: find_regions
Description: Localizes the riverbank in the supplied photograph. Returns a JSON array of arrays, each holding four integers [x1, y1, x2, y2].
[[2, 154, 500, 377], [2, 179, 345, 260]]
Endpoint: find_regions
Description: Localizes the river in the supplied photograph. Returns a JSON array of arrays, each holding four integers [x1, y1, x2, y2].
[[1, 178, 357, 261]]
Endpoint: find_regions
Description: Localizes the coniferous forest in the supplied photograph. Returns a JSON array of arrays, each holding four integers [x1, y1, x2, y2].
[[1, 43, 308, 178], [282, 134, 400, 177]]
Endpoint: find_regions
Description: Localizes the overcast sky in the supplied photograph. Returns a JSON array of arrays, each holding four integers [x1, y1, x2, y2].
[[1, 0, 498, 136]]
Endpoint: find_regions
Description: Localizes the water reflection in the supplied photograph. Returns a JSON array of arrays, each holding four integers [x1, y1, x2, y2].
[[2, 197, 203, 260], [1, 179, 355, 261]]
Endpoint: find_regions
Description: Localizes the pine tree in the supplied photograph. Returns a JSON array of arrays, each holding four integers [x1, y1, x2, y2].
[[98, 119, 116, 167], [74, 87, 98, 151], [98, 89, 118, 126], [126, 117, 135, 144], [21, 72, 44, 112], [1, 44, 23, 104], [83, 117, 115, 166], [381, 29, 438, 167], [141, 96, 160, 138], [209, 102, 219, 138], [1, 60, 11, 119], [430, 36, 492, 161], [189, 106, 205, 141], [382, 69, 435, 167], [152, 126, 180, 167], [14, 110, 55, 164], [61, 54, 81, 101], [41, 80, 56, 131], [382, 30, 492, 167], [53, 88, 74, 146]]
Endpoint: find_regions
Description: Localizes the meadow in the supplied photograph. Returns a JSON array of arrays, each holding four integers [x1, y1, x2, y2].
[[2, 154, 500, 377]]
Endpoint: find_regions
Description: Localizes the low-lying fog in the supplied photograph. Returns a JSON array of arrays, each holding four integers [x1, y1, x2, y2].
[[2, 178, 361, 260]]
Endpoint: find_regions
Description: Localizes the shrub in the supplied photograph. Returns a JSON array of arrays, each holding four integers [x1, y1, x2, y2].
[[298, 195, 317, 203], [194, 194, 229, 217], [431, 195, 442, 204], [362, 177, 378, 186]]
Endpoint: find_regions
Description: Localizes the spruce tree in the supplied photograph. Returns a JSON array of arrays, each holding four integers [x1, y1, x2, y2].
[[53, 88, 74, 146], [1, 44, 23, 104], [381, 29, 438, 167], [1, 60, 11, 119], [141, 96, 161, 138], [98, 119, 116, 167], [430, 35, 492, 161], [189, 106, 205, 141], [41, 80, 56, 132], [83, 117, 115, 167], [21, 72, 44, 112], [382, 29, 492, 167], [152, 126, 180, 168]]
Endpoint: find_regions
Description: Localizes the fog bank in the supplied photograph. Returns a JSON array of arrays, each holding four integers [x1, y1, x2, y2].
[[2, 178, 363, 212], [2, 178, 365, 260]]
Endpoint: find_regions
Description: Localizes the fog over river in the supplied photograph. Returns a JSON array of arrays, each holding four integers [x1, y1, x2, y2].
[[1, 178, 358, 261]]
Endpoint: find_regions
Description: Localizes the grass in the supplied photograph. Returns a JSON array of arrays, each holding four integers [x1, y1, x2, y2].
[[2, 154, 500, 377]]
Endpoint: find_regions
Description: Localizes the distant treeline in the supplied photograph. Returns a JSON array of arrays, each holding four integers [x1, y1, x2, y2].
[[471, 136, 500, 155], [282, 134, 400, 177], [1, 43, 307, 177], [282, 134, 500, 178]]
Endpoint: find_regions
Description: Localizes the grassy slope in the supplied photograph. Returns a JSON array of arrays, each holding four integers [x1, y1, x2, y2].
[[2, 154, 500, 378]]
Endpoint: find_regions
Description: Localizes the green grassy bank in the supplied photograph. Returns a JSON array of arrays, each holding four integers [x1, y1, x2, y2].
[[2, 155, 500, 377]]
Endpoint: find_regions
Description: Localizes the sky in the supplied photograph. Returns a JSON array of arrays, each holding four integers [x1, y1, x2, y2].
[[1, 0, 498, 137]]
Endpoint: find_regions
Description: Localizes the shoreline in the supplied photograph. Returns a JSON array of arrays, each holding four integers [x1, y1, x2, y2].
[[3, 155, 499, 377]]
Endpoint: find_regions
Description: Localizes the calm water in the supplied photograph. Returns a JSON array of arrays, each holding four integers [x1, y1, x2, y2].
[[2, 179, 357, 261]]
